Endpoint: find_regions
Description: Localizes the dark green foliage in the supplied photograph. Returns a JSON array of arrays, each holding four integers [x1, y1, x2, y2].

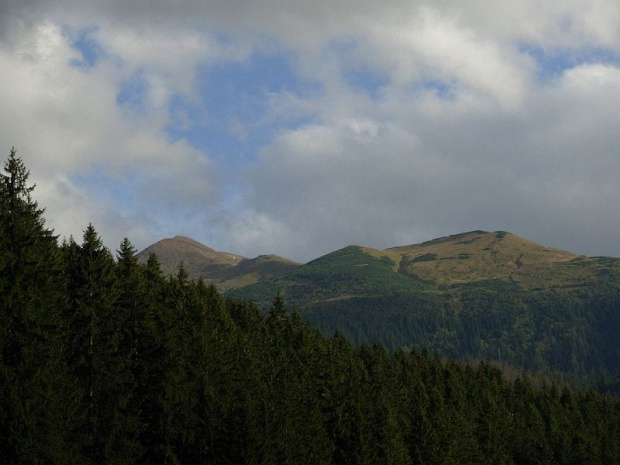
[[227, 240, 620, 387], [2, 150, 620, 463], [0, 149, 76, 463], [301, 279, 620, 387], [409, 252, 438, 263], [236, 259, 620, 388], [230, 245, 432, 307]]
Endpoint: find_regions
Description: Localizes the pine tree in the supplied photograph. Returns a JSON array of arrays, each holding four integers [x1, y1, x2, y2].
[[0, 148, 75, 462], [62, 224, 124, 462], [137, 252, 169, 462], [110, 238, 148, 461]]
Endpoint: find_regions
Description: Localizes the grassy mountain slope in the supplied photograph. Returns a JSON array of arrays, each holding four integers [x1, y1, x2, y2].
[[230, 230, 620, 304], [226, 231, 620, 383], [230, 244, 434, 306], [390, 230, 615, 291], [137, 236, 243, 278], [216, 254, 301, 289]]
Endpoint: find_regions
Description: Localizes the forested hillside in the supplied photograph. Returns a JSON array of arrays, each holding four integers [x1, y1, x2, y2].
[[228, 240, 620, 387], [2, 149, 620, 464], [139, 232, 620, 388]]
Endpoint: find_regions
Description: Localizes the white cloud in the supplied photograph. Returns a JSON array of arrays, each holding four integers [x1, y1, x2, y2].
[[238, 56, 620, 261], [95, 25, 251, 99], [0, 20, 221, 250], [353, 7, 533, 109], [0, 0, 619, 261]]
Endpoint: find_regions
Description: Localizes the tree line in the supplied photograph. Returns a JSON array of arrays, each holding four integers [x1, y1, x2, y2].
[[1, 148, 620, 464], [301, 277, 620, 389]]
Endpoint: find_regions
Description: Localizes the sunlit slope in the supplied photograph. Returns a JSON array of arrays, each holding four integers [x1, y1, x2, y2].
[[230, 230, 620, 304], [139, 231, 620, 297], [141, 232, 620, 379], [390, 230, 619, 291]]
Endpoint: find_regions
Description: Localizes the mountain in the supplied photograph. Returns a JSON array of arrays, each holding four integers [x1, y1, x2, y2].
[[142, 230, 616, 296], [140, 231, 620, 384], [137, 236, 300, 286], [389, 229, 610, 290], [137, 236, 244, 277], [229, 230, 619, 303]]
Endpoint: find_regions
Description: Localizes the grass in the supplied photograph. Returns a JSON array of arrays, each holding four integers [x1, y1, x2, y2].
[[228, 231, 620, 309], [228, 245, 433, 308]]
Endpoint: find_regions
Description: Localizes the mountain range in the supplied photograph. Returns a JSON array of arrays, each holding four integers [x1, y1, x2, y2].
[[138, 230, 620, 385], [137, 230, 617, 295]]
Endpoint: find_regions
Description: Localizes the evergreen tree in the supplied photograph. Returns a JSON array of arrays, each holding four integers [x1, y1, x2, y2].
[[62, 224, 127, 462], [0, 148, 76, 462], [137, 252, 169, 462]]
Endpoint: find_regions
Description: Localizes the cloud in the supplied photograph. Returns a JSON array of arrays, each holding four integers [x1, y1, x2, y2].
[[236, 58, 620, 261], [0, 20, 220, 250], [0, 0, 619, 262]]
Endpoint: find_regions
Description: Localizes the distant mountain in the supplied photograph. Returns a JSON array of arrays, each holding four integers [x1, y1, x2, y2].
[[140, 230, 620, 384], [137, 236, 244, 278], [137, 236, 300, 286], [141, 230, 614, 294], [389, 230, 596, 290], [229, 230, 618, 304]]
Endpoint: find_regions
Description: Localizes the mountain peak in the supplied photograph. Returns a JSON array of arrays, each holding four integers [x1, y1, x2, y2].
[[137, 237, 300, 285], [137, 236, 244, 278], [389, 230, 584, 288]]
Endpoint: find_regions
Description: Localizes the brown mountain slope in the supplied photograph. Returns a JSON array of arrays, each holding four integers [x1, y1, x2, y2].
[[137, 236, 244, 279], [387, 230, 608, 290], [137, 236, 300, 286]]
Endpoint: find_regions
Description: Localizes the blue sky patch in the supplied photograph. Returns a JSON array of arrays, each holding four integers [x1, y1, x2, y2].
[[520, 44, 620, 82], [165, 51, 319, 169], [343, 67, 389, 100], [116, 71, 151, 114], [67, 26, 104, 69], [198, 51, 306, 119], [413, 79, 456, 100], [327, 38, 389, 99]]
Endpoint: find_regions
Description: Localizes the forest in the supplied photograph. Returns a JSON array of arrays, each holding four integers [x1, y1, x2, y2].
[[230, 244, 620, 391], [2, 148, 620, 464]]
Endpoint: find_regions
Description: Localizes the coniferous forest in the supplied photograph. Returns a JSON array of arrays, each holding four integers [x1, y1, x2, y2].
[[2, 148, 620, 464]]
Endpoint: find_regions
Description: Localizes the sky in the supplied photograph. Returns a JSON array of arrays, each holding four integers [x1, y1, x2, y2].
[[1, 0, 619, 263]]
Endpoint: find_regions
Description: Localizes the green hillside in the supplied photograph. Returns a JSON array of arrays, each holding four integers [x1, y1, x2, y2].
[[229, 230, 620, 305], [226, 231, 620, 385], [230, 245, 433, 305], [137, 230, 620, 386], [390, 230, 619, 291]]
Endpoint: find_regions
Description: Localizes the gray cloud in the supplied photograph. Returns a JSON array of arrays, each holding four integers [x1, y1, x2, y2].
[[0, 0, 619, 261], [231, 62, 620, 262]]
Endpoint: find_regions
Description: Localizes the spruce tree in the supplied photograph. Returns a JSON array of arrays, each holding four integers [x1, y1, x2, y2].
[[62, 224, 123, 462], [0, 148, 74, 462], [137, 252, 170, 462]]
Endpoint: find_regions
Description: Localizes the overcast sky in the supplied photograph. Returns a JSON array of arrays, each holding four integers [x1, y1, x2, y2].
[[1, 1, 619, 262]]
